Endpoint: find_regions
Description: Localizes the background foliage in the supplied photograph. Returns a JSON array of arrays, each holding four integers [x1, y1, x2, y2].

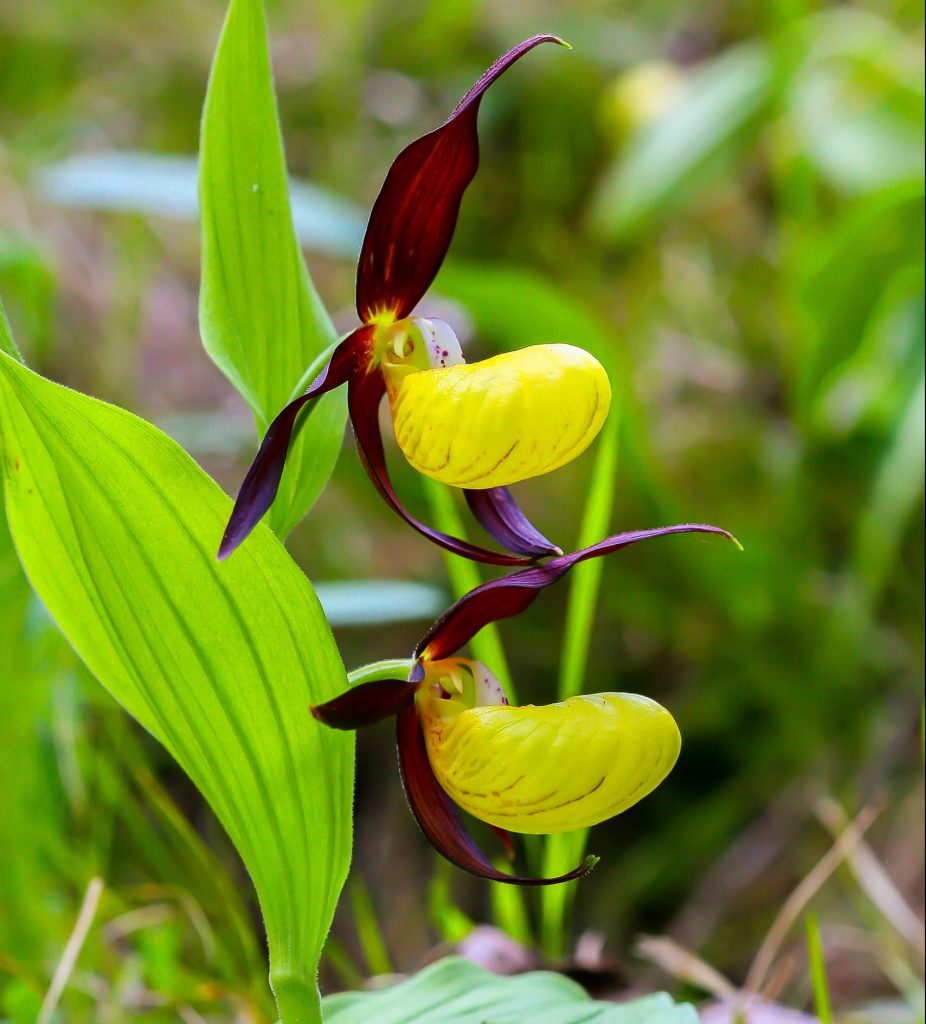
[[0, 0, 922, 1019]]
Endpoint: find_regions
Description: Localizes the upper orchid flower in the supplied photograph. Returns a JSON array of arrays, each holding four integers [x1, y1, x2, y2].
[[312, 523, 738, 885], [218, 36, 611, 566]]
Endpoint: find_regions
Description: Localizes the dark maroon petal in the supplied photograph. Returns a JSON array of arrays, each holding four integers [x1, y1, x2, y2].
[[356, 35, 565, 322], [347, 370, 534, 566], [417, 524, 738, 659], [465, 487, 561, 559], [217, 328, 371, 560], [311, 678, 416, 730], [396, 704, 596, 886]]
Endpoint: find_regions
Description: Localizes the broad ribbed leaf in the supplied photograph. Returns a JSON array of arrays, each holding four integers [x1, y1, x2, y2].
[[199, 0, 346, 540], [322, 957, 697, 1023], [0, 351, 352, 1021]]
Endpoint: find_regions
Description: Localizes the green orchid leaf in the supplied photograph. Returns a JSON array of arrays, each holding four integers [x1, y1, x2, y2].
[[0, 351, 352, 1023], [322, 956, 697, 1024], [199, 0, 347, 541]]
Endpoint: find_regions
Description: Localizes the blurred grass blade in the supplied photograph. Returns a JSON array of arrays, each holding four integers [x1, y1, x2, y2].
[[0, 350, 353, 1023], [428, 860, 476, 943], [321, 936, 365, 991], [322, 956, 698, 1023], [805, 912, 833, 1024], [349, 877, 393, 978], [815, 798, 925, 956], [821, 372, 925, 681], [812, 267, 924, 438], [104, 722, 266, 986], [793, 10, 925, 195], [39, 152, 364, 258], [37, 876, 104, 1024], [745, 804, 879, 994], [0, 235, 54, 362], [796, 182, 924, 415], [316, 580, 446, 627], [199, 0, 347, 540], [0, 297, 23, 362], [851, 372, 925, 599], [634, 935, 737, 999], [589, 44, 773, 241], [0, 500, 59, 962]]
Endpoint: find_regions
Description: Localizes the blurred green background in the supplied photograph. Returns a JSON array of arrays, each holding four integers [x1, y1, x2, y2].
[[1, 0, 923, 1020]]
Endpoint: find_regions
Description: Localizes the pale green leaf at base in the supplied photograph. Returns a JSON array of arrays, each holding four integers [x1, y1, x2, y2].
[[200, 0, 346, 538], [321, 957, 697, 1024], [0, 351, 353, 1019]]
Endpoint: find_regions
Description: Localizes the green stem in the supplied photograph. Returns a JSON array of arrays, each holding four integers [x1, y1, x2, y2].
[[422, 479, 515, 700], [347, 658, 416, 686], [272, 974, 323, 1024]]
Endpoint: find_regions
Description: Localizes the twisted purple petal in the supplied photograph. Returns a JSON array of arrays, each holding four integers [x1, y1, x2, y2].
[[218, 328, 369, 560], [465, 486, 561, 558]]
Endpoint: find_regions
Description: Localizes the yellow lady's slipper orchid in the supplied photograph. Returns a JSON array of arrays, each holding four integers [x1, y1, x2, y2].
[[311, 522, 738, 885], [218, 36, 610, 567]]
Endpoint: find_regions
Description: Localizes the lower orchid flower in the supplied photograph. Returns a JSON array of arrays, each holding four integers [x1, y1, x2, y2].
[[218, 36, 611, 567], [312, 523, 738, 885]]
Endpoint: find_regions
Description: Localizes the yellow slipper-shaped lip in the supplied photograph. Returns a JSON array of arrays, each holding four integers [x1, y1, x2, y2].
[[389, 343, 611, 489], [420, 691, 681, 834]]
